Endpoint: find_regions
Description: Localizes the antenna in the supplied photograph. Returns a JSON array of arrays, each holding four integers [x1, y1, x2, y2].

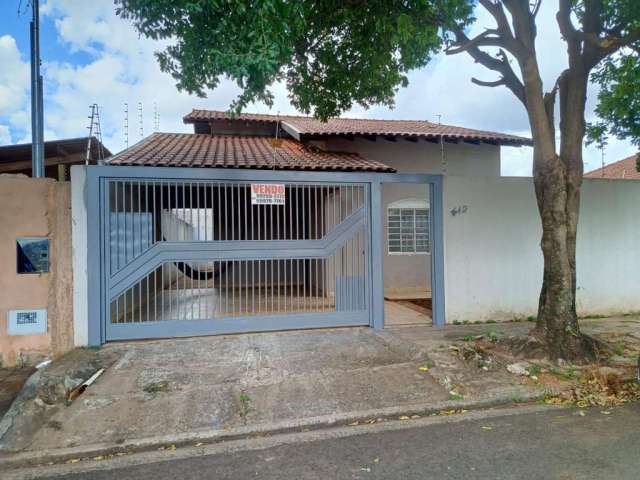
[[86, 104, 95, 165], [138, 102, 143, 139], [124, 103, 129, 149], [153, 102, 159, 132], [94, 105, 105, 162], [86, 103, 105, 164]]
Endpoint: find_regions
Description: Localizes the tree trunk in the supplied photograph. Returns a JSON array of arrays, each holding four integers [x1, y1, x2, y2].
[[531, 155, 595, 361]]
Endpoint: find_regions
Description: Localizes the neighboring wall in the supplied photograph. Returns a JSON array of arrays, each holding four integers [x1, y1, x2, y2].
[[443, 176, 640, 321], [0, 175, 74, 367]]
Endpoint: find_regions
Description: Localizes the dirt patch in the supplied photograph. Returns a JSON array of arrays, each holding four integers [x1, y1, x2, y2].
[[0, 368, 36, 419]]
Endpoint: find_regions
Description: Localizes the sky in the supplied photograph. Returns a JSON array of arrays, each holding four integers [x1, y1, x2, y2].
[[0, 0, 636, 176]]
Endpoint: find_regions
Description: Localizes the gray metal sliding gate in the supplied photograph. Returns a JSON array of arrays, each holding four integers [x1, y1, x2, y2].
[[100, 174, 371, 341]]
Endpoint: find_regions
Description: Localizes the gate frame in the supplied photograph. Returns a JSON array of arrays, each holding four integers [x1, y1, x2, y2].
[[86, 166, 444, 345]]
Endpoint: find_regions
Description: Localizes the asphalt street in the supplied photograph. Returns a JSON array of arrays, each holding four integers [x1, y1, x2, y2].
[[16, 402, 640, 480]]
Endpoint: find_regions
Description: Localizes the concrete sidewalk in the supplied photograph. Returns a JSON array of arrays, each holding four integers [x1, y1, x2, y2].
[[0, 316, 638, 467]]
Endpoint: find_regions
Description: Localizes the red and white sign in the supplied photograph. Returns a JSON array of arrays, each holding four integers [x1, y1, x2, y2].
[[251, 183, 286, 205]]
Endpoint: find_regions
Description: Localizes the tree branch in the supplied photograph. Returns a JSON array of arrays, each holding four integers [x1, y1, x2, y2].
[[448, 28, 526, 106], [581, 28, 640, 68], [445, 28, 505, 55], [556, 0, 581, 65], [471, 77, 507, 87]]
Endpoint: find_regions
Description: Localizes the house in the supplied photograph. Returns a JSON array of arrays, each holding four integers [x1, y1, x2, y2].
[[585, 153, 640, 180], [0, 137, 111, 180], [66, 109, 530, 344]]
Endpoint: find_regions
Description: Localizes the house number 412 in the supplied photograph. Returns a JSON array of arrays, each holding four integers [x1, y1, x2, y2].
[[450, 205, 468, 217]]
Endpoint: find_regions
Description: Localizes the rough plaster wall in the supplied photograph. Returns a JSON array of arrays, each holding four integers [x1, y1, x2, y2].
[[0, 175, 74, 367], [443, 176, 640, 322], [49, 182, 74, 357]]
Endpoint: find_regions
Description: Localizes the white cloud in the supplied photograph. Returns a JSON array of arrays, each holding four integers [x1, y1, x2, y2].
[[0, 35, 30, 142]]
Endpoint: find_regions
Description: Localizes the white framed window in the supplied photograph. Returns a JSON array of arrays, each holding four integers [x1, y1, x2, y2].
[[387, 199, 430, 255]]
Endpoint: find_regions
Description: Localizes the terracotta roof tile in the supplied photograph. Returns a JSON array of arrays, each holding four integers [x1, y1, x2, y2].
[[184, 109, 532, 146], [585, 154, 640, 180], [107, 133, 395, 172]]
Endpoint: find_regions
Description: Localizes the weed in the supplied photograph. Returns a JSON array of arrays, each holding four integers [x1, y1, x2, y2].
[[562, 367, 578, 381], [461, 334, 475, 342], [239, 393, 251, 417], [462, 320, 471, 325], [613, 344, 625, 356], [143, 381, 170, 394], [47, 420, 63, 431], [486, 319, 497, 324], [487, 331, 500, 343], [452, 320, 461, 325], [526, 316, 536, 322], [473, 320, 483, 325], [418, 361, 434, 372], [526, 364, 542, 376], [449, 393, 464, 401]]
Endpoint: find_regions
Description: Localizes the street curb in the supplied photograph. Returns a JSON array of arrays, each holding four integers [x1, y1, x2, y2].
[[0, 390, 545, 471]]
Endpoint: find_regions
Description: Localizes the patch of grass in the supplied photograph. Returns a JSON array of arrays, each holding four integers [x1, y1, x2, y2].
[[461, 334, 475, 342], [526, 316, 536, 322], [452, 320, 461, 325], [562, 367, 578, 381], [526, 364, 542, 376], [579, 314, 608, 320], [487, 331, 500, 343], [613, 344, 626, 356], [486, 319, 497, 324], [239, 393, 251, 417], [449, 393, 464, 401], [462, 320, 471, 325], [143, 381, 170, 394]]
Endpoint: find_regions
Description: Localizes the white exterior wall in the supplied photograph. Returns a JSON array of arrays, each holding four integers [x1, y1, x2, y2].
[[71, 165, 89, 346], [325, 138, 500, 295], [443, 176, 640, 321]]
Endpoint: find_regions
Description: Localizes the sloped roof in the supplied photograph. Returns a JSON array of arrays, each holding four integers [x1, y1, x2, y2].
[[0, 136, 111, 164], [585, 154, 640, 180], [107, 133, 395, 172], [184, 109, 532, 146]]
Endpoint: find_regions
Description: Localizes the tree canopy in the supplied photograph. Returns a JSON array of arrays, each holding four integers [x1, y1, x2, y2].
[[115, 0, 473, 119]]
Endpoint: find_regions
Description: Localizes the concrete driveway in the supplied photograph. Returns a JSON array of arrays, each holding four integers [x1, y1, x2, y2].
[[14, 328, 449, 451]]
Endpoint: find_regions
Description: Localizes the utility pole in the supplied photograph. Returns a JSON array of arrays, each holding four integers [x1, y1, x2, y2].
[[30, 0, 44, 177]]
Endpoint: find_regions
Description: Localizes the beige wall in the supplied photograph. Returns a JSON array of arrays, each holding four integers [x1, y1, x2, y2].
[[0, 175, 74, 367], [323, 137, 501, 176]]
